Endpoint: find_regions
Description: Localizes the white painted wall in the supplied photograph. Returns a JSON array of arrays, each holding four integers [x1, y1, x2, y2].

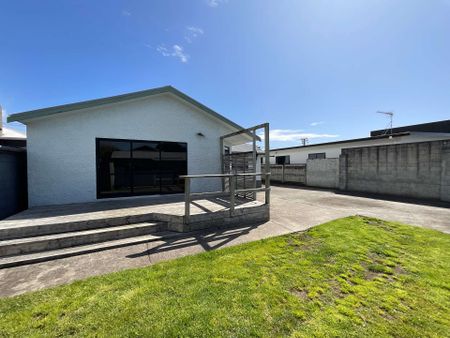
[[268, 132, 450, 164], [27, 93, 238, 206]]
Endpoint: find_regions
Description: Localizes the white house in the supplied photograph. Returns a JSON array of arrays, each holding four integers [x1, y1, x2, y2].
[[8, 86, 252, 207], [269, 120, 450, 165], [0, 108, 26, 148]]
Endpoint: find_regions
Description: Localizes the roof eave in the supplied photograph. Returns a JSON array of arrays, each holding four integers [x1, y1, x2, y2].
[[6, 86, 248, 136]]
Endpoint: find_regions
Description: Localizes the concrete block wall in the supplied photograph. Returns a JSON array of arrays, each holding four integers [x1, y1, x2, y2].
[[306, 158, 339, 188], [441, 144, 450, 202], [339, 140, 450, 201]]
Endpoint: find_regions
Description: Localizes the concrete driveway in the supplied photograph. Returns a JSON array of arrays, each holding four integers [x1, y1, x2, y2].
[[1, 186, 449, 297], [269, 185, 450, 234]]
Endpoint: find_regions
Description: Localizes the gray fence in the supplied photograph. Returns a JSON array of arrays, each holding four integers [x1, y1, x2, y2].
[[306, 158, 339, 188], [339, 140, 450, 202], [265, 164, 306, 184], [0, 148, 27, 219]]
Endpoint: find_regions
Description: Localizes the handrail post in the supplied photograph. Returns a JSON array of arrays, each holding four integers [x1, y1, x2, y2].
[[265, 173, 270, 205], [264, 123, 271, 206], [184, 177, 190, 224], [229, 175, 235, 215]]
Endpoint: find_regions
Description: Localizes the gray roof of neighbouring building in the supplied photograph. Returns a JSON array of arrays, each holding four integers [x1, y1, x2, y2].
[[370, 119, 450, 136]]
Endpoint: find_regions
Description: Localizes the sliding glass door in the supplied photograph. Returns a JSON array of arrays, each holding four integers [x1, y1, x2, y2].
[[96, 138, 187, 198]]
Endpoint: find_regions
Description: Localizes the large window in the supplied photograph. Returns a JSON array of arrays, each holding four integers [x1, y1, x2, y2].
[[96, 138, 187, 198]]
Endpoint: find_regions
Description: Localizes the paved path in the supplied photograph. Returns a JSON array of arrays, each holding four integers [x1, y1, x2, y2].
[[1, 186, 449, 298]]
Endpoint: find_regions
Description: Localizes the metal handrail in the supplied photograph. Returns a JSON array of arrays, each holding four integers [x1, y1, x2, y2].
[[180, 172, 266, 179], [180, 172, 271, 224]]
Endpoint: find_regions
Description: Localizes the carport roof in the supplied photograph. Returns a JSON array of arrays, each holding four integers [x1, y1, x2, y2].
[[7, 86, 249, 136]]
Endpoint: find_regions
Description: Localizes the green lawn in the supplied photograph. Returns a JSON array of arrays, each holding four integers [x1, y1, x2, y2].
[[0, 216, 449, 337]]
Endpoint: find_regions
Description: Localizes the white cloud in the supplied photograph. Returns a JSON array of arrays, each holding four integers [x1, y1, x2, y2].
[[257, 129, 338, 142], [156, 44, 189, 63], [206, 0, 227, 7], [184, 26, 204, 43], [121, 10, 131, 16], [310, 121, 324, 126]]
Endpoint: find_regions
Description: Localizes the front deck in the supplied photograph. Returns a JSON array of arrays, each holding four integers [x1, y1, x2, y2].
[[1, 194, 268, 236], [0, 194, 268, 268]]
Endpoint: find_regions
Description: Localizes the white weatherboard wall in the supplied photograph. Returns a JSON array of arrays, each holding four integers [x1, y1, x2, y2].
[[269, 132, 450, 164], [27, 93, 237, 207]]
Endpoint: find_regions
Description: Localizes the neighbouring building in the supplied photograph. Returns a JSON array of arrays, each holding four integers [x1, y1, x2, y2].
[[269, 119, 450, 164], [264, 120, 450, 201], [0, 109, 27, 218], [7, 86, 253, 207]]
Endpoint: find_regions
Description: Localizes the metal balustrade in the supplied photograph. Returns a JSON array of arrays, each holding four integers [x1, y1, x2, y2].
[[180, 172, 271, 224]]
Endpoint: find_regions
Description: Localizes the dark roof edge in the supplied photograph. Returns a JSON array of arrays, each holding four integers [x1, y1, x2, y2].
[[271, 132, 411, 152], [370, 119, 450, 136], [6, 86, 246, 132]]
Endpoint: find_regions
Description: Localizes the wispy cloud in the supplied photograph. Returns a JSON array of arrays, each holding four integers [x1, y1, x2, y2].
[[184, 26, 204, 43], [156, 44, 189, 63], [257, 129, 338, 142], [310, 121, 324, 126], [206, 0, 227, 7], [121, 10, 131, 16]]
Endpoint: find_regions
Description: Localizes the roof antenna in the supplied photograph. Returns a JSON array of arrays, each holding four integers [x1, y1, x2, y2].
[[376, 111, 394, 136], [300, 138, 308, 146]]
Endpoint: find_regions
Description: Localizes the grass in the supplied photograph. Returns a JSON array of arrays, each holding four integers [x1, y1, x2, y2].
[[0, 216, 449, 337]]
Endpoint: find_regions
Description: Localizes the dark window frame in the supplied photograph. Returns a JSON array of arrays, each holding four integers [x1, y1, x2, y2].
[[95, 137, 188, 199], [308, 152, 326, 160], [275, 155, 290, 165]]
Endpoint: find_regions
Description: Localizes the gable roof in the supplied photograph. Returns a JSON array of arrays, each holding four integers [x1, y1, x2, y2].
[[7, 86, 247, 133]]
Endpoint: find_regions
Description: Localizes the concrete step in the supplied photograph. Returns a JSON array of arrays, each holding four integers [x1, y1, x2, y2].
[[0, 213, 158, 240], [0, 231, 181, 269], [0, 222, 167, 257]]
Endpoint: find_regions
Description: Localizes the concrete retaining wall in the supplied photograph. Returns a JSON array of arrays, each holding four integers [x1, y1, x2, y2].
[[306, 158, 339, 188], [339, 140, 450, 202]]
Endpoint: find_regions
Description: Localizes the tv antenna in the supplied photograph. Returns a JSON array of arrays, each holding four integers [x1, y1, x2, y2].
[[300, 138, 308, 146], [376, 111, 394, 135]]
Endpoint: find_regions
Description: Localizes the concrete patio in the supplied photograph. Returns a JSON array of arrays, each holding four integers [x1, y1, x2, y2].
[[0, 194, 267, 268], [1, 185, 449, 297]]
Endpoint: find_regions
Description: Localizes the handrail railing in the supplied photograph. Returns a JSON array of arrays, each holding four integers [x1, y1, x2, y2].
[[180, 172, 271, 224]]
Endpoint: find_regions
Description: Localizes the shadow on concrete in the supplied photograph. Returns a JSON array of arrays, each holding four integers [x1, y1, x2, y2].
[[126, 222, 263, 259]]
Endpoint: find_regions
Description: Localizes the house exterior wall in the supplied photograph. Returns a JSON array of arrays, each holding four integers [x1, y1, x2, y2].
[[269, 132, 450, 164], [27, 93, 237, 207]]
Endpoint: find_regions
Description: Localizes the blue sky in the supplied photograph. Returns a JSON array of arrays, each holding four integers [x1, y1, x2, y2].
[[1, 0, 449, 148]]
